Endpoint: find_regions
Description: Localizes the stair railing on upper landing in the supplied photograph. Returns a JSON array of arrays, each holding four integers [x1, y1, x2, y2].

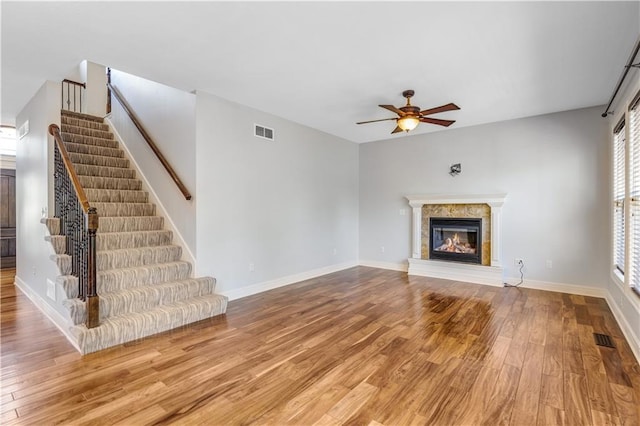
[[48, 123, 100, 329], [106, 68, 192, 200], [62, 79, 86, 113]]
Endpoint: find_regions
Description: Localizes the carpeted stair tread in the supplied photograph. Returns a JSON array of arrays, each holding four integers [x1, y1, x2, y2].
[[70, 294, 228, 354], [91, 202, 156, 217], [64, 277, 217, 325], [62, 132, 119, 149], [50, 254, 72, 275], [96, 230, 173, 251], [86, 188, 148, 203], [58, 261, 192, 299], [61, 116, 110, 131], [61, 123, 113, 139], [96, 245, 182, 270], [79, 175, 142, 190], [69, 152, 129, 168], [41, 217, 60, 236], [74, 164, 136, 179], [45, 235, 66, 254], [61, 110, 104, 123], [98, 216, 164, 232], [63, 141, 123, 158]]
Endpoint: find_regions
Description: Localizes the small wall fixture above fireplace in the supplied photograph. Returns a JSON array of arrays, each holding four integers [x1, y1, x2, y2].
[[429, 217, 482, 264]]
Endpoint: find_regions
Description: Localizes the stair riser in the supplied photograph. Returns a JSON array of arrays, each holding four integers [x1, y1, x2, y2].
[[70, 152, 129, 168], [86, 189, 148, 203], [92, 203, 156, 217], [57, 262, 192, 299], [61, 116, 110, 131], [79, 176, 142, 190], [64, 142, 123, 158], [65, 278, 217, 325], [97, 246, 182, 270], [51, 255, 72, 275], [98, 216, 164, 232], [96, 231, 173, 251], [45, 235, 66, 254], [72, 295, 228, 354], [75, 165, 136, 179], [41, 217, 60, 236], [61, 124, 113, 139], [62, 133, 119, 149]]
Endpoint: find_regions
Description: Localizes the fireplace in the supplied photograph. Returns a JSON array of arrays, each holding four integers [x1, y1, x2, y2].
[[429, 217, 482, 264]]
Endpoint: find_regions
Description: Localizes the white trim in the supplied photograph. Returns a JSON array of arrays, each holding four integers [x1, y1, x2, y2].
[[510, 277, 606, 298], [359, 260, 408, 272], [406, 193, 507, 207], [14, 275, 80, 352], [606, 290, 640, 363], [105, 116, 196, 271], [408, 258, 505, 287], [221, 261, 358, 301]]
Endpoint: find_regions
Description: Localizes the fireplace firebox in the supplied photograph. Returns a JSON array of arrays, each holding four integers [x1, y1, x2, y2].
[[429, 218, 482, 264]]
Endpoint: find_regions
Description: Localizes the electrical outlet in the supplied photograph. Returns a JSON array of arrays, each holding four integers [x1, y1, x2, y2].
[[514, 258, 524, 266], [249, 263, 255, 272], [546, 260, 553, 269], [399, 209, 406, 216], [380, 246, 385, 253], [46, 279, 56, 301], [332, 248, 337, 255]]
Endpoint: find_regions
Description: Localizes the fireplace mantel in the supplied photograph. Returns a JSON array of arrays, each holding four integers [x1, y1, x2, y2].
[[406, 193, 507, 286]]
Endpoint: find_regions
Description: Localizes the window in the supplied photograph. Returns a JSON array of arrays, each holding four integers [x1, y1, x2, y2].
[[613, 91, 640, 296], [629, 95, 640, 293], [613, 120, 625, 275]]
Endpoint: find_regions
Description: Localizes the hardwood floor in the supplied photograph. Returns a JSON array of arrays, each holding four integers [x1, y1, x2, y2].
[[1, 266, 639, 425]]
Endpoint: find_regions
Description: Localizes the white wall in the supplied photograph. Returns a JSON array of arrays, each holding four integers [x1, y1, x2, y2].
[[195, 92, 359, 298], [108, 69, 197, 254], [15, 80, 67, 319], [81, 61, 107, 117], [359, 106, 610, 289]]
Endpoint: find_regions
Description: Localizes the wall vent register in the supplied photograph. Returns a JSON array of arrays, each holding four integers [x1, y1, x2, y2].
[[254, 124, 274, 141]]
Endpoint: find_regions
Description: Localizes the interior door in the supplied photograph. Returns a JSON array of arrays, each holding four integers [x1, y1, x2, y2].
[[1, 168, 16, 269]]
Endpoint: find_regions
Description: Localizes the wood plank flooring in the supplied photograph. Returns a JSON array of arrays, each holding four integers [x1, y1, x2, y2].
[[1, 266, 639, 425]]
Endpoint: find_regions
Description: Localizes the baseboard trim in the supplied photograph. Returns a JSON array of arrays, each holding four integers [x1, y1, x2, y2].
[[221, 261, 359, 301], [605, 291, 640, 363], [14, 275, 80, 352], [358, 260, 408, 272], [509, 278, 606, 298]]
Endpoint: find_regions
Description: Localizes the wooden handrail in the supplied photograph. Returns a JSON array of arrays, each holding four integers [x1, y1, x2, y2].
[[107, 81, 192, 201], [48, 124, 91, 212], [62, 79, 86, 88]]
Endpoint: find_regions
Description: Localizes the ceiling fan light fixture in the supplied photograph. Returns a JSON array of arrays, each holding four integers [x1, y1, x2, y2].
[[397, 116, 419, 132]]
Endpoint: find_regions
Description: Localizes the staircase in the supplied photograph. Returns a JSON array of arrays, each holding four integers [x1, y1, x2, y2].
[[42, 110, 227, 354]]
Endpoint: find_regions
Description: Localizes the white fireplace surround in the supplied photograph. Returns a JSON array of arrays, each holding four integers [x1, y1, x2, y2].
[[406, 193, 507, 287]]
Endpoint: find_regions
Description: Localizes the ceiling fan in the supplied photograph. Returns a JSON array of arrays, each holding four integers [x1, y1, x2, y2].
[[357, 90, 460, 134]]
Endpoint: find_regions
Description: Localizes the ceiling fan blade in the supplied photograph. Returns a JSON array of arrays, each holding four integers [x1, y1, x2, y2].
[[356, 117, 398, 125], [391, 126, 404, 134], [379, 104, 406, 116], [419, 103, 460, 116], [420, 117, 456, 127]]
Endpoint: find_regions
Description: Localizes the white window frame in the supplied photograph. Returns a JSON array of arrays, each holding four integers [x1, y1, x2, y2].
[[612, 89, 640, 298]]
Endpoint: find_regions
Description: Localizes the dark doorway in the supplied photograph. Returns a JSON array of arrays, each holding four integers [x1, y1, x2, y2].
[[1, 168, 16, 269]]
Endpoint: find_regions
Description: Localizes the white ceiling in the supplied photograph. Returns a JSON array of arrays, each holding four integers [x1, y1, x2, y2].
[[2, 1, 639, 143]]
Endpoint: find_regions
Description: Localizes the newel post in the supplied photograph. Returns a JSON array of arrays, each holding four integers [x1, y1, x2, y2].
[[86, 207, 100, 328]]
